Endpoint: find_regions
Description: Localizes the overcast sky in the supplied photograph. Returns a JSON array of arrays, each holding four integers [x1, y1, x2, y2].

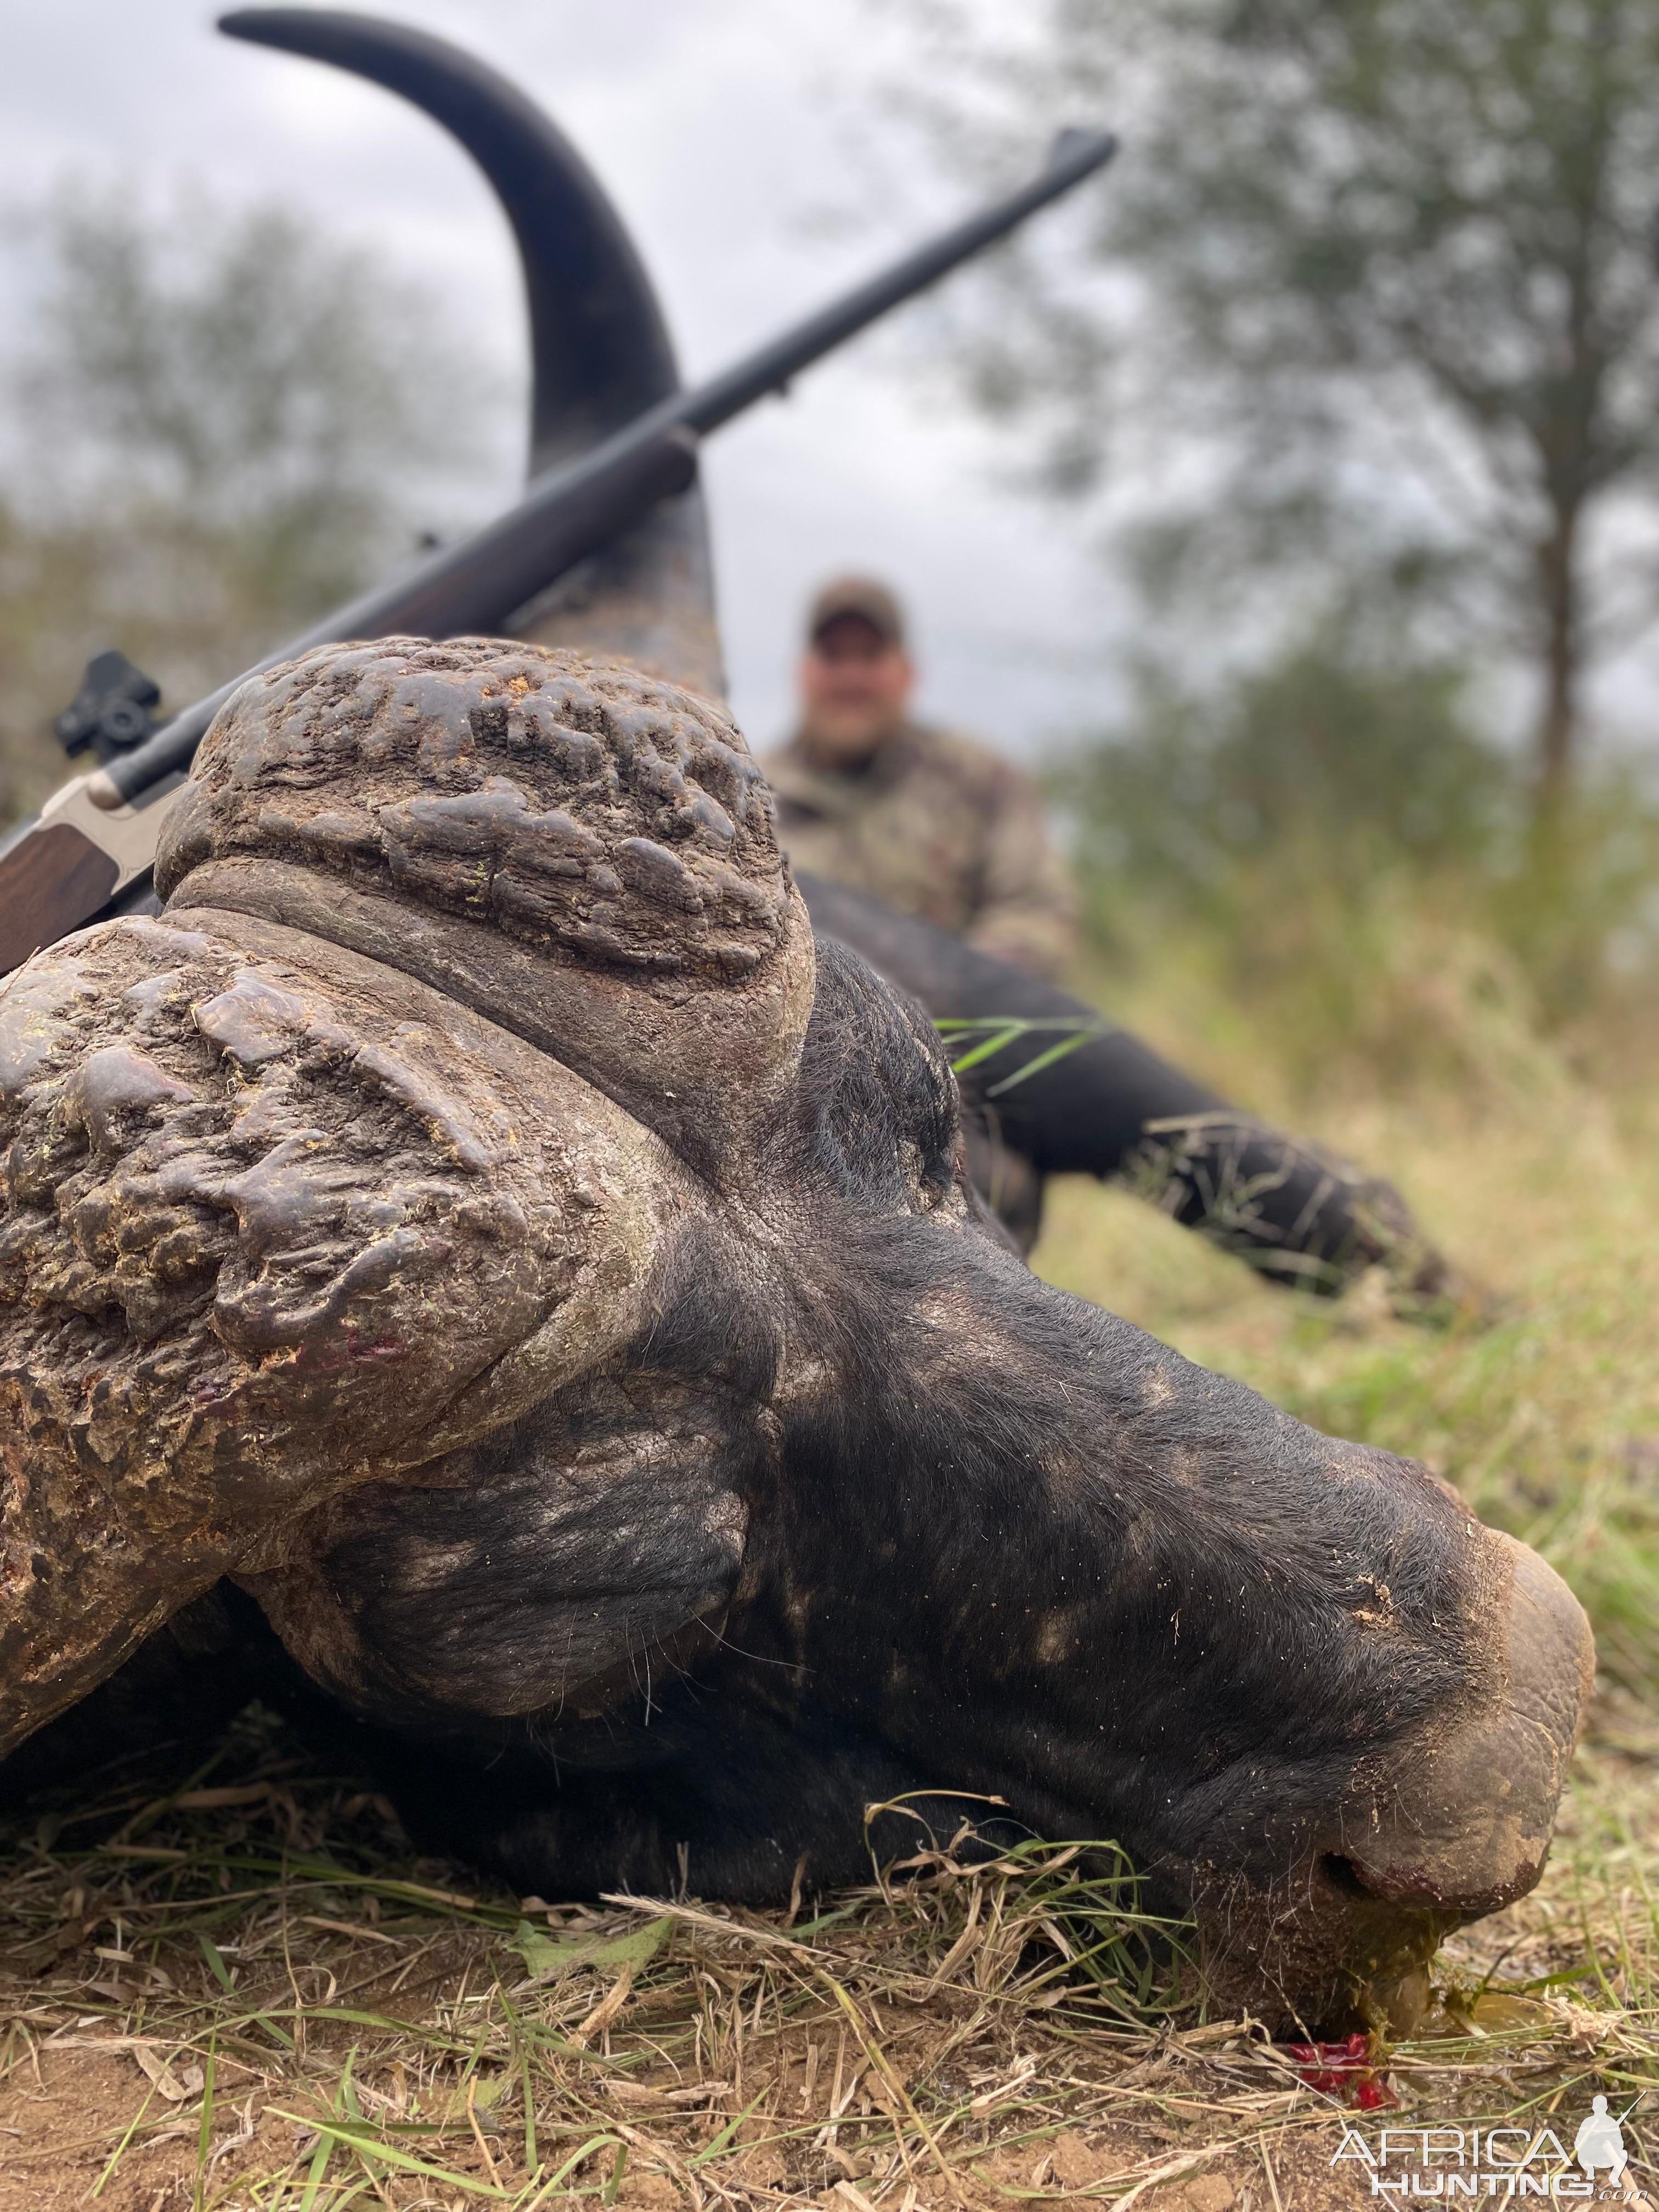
[[4, 0, 1122, 759]]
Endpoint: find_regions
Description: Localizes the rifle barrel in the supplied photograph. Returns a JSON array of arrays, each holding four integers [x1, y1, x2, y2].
[[93, 427, 699, 804], [679, 129, 1116, 439], [91, 127, 1114, 810]]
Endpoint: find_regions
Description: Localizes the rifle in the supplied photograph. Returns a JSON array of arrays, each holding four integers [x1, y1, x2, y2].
[[0, 15, 1114, 975]]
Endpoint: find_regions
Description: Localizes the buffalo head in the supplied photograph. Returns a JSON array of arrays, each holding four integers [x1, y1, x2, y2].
[[0, 636, 1591, 2033]]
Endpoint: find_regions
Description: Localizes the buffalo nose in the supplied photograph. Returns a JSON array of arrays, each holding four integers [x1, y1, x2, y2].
[[1339, 1538, 1594, 1915]]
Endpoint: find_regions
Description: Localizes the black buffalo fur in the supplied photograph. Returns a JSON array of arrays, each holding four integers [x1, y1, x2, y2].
[[1, 941, 1482, 1950]]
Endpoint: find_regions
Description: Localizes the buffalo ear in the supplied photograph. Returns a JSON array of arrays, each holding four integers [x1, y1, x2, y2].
[[0, 904, 675, 1759]]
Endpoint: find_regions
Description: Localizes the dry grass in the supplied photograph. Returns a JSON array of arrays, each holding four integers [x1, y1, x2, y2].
[[4, 975, 1659, 2206], [0, 1714, 1654, 2211]]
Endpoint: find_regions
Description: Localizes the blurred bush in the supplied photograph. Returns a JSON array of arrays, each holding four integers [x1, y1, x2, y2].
[[0, 184, 500, 822], [1060, 628, 1659, 1111]]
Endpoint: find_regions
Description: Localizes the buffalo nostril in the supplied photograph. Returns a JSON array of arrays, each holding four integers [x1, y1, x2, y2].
[[1318, 1854, 1374, 1901], [1200, 1545, 1590, 2038]]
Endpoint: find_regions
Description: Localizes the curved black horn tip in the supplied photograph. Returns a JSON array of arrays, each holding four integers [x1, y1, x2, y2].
[[219, 8, 288, 38], [218, 7, 330, 38]]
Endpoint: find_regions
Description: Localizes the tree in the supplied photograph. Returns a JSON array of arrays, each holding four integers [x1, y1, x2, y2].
[[1051, 616, 1659, 1098], [901, 0, 1659, 804], [0, 184, 492, 817], [1063, 628, 1511, 915]]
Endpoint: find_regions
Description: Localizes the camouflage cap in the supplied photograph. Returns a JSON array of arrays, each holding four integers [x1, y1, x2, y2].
[[805, 574, 906, 649]]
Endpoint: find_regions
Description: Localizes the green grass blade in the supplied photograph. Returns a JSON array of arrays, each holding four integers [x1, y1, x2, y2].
[[89, 2084, 157, 2199], [984, 1024, 1107, 1096]]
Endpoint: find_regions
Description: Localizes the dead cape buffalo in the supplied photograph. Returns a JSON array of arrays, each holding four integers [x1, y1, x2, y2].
[[0, 633, 1592, 2034]]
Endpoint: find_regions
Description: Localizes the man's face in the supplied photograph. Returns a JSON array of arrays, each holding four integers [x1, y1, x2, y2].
[[797, 616, 915, 766]]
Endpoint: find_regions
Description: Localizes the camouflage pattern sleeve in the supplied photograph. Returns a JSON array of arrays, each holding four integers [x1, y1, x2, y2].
[[964, 766, 1079, 981]]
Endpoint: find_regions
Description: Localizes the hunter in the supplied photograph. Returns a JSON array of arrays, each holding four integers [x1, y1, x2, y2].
[[763, 576, 1077, 980]]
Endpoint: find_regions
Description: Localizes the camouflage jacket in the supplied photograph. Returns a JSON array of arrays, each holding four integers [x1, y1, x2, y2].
[[761, 721, 1077, 980]]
